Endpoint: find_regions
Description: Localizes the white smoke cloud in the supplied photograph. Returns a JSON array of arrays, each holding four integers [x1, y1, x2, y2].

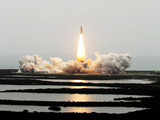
[[19, 53, 131, 74]]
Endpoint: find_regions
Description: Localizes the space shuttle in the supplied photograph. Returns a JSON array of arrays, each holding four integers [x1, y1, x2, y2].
[[80, 25, 83, 34]]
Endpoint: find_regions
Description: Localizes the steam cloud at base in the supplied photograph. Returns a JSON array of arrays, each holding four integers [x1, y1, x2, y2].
[[19, 53, 131, 74]]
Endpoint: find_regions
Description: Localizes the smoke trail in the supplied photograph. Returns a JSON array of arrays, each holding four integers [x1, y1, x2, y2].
[[19, 53, 131, 74]]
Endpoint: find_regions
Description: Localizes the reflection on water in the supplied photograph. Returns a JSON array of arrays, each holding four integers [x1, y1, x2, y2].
[[0, 93, 150, 102], [97, 79, 154, 84], [0, 78, 152, 114], [71, 79, 87, 83], [0, 85, 112, 91], [68, 86, 114, 89], [69, 79, 111, 89], [0, 105, 49, 112], [70, 94, 91, 102], [0, 105, 147, 114], [62, 107, 146, 113], [64, 107, 92, 113], [69, 86, 89, 89], [40, 79, 154, 84], [0, 85, 76, 91]]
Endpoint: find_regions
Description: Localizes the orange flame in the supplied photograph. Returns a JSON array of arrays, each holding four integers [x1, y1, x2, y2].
[[77, 32, 86, 62]]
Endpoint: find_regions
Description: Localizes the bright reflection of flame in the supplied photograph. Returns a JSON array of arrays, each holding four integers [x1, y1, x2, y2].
[[69, 86, 88, 89], [66, 107, 92, 113], [70, 94, 91, 102], [77, 33, 86, 62], [71, 79, 86, 83], [70, 79, 87, 88], [68, 94, 91, 112]]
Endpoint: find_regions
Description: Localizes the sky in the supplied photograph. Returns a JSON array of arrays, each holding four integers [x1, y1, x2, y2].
[[0, 0, 160, 69]]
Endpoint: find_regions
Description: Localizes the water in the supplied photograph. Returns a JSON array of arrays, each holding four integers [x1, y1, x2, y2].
[[0, 105, 146, 114], [0, 85, 111, 91], [0, 105, 49, 112], [62, 106, 146, 113], [0, 93, 149, 102], [0, 78, 152, 114], [40, 79, 154, 84]]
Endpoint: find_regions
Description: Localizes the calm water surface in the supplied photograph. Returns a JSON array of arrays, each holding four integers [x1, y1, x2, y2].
[[0, 93, 150, 102], [0, 85, 111, 91], [0, 78, 152, 114], [40, 79, 154, 84], [0, 105, 146, 114]]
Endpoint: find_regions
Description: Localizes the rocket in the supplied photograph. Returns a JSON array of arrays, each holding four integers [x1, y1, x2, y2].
[[80, 25, 83, 34]]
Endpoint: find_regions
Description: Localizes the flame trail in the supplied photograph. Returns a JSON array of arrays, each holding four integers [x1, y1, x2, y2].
[[77, 25, 86, 62]]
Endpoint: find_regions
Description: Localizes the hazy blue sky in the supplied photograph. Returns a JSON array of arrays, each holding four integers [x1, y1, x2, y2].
[[0, 0, 160, 69]]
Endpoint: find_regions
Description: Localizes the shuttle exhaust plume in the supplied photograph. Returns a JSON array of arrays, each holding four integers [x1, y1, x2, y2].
[[19, 53, 131, 74]]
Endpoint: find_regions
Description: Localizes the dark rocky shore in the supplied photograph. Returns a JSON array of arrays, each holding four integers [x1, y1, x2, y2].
[[0, 109, 159, 120]]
